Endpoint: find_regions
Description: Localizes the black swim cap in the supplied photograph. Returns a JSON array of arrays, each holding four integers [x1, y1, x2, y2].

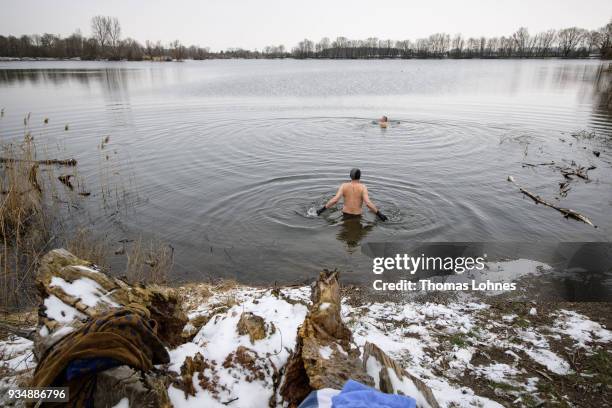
[[350, 168, 361, 180]]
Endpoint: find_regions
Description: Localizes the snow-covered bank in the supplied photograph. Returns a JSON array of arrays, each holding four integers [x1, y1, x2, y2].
[[1, 251, 611, 407], [167, 282, 611, 407]]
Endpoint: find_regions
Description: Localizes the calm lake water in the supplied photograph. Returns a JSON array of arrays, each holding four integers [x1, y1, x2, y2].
[[0, 59, 611, 285]]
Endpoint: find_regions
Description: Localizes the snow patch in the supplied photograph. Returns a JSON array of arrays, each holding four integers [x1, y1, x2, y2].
[[111, 397, 129, 408], [169, 290, 308, 408], [552, 310, 612, 348], [473, 363, 522, 383], [524, 348, 571, 375], [0, 336, 36, 372], [319, 302, 331, 311], [50, 276, 118, 308], [319, 345, 333, 360], [43, 295, 85, 323]]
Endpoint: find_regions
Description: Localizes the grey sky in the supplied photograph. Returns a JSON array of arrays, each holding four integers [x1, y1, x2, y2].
[[2, 0, 611, 51]]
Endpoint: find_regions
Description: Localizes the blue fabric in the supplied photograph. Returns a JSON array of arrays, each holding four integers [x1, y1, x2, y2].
[[331, 380, 416, 408], [298, 389, 340, 408], [298, 391, 321, 408], [65, 357, 122, 381]]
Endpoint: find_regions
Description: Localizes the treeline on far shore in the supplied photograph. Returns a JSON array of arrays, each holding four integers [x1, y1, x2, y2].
[[1, 16, 611, 61]]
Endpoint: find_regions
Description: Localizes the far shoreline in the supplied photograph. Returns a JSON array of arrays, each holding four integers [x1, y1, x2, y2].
[[0, 56, 608, 62]]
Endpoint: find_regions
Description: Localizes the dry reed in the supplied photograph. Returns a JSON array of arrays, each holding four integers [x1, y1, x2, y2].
[[66, 228, 111, 271], [0, 132, 53, 310], [1, 113, 172, 312], [125, 236, 174, 285]]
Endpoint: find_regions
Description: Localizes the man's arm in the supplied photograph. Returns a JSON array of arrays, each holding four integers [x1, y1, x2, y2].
[[325, 184, 344, 208], [362, 185, 378, 213], [317, 184, 343, 215], [363, 185, 388, 221]]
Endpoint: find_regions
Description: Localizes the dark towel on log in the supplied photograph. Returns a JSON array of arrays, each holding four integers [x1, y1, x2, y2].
[[30, 307, 170, 407]]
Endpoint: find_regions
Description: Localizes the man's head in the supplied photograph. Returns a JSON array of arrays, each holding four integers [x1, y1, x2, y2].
[[380, 116, 388, 122], [350, 168, 361, 180]]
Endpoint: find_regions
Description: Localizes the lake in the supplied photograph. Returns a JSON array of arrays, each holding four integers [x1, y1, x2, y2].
[[0, 59, 610, 285]]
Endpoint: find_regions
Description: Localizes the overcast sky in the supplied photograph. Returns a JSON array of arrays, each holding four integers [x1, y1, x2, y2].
[[1, 0, 611, 51]]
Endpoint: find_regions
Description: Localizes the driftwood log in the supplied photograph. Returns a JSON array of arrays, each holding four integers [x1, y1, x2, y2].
[[0, 321, 36, 340], [0, 157, 77, 166], [363, 342, 440, 408], [507, 176, 596, 228], [280, 270, 373, 407]]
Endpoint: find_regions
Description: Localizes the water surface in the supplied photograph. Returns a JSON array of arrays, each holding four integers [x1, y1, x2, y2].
[[0, 59, 610, 284]]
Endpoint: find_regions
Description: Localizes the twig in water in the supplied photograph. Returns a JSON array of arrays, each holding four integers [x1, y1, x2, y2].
[[558, 182, 571, 198], [507, 176, 596, 228], [521, 161, 555, 168], [58, 174, 74, 190]]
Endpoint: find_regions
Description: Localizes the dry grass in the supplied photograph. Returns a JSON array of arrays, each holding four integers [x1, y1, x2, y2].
[[177, 283, 214, 311], [0, 135, 53, 310], [0, 114, 92, 311], [0, 141, 43, 235], [0, 309, 37, 340], [66, 229, 175, 286], [176, 280, 242, 312], [66, 228, 111, 271], [125, 236, 174, 285]]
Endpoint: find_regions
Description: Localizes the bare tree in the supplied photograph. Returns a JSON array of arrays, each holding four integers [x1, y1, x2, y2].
[[170, 40, 186, 61], [122, 38, 143, 60], [366, 37, 378, 56], [451, 34, 464, 58], [512, 27, 530, 57], [395, 40, 412, 58], [486, 37, 499, 57], [90, 16, 110, 51], [585, 30, 601, 54], [108, 17, 122, 58], [498, 36, 515, 57], [598, 20, 612, 59], [415, 38, 429, 57], [479, 37, 486, 57], [381, 39, 394, 57], [65, 31, 84, 58], [428, 33, 450, 57], [466, 37, 479, 56], [293, 39, 314, 58], [534, 29, 556, 57], [558, 27, 586, 57], [331, 37, 348, 58], [145, 40, 154, 58], [316, 37, 330, 57]]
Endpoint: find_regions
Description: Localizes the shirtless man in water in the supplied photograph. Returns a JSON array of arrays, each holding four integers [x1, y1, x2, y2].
[[316, 168, 388, 221]]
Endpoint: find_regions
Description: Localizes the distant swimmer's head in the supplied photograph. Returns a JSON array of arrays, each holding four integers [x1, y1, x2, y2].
[[350, 168, 361, 180], [380, 116, 388, 123]]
